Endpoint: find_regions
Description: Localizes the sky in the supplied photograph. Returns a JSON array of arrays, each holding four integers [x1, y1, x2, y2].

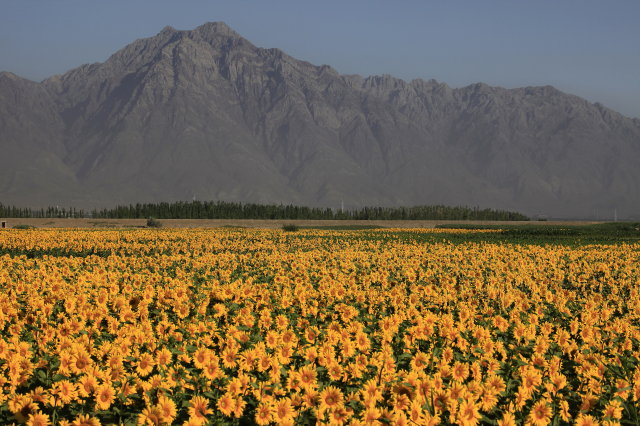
[[1, 0, 639, 118]]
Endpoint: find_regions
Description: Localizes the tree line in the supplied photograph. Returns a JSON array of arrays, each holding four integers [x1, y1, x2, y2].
[[1, 201, 529, 221], [0, 204, 85, 218]]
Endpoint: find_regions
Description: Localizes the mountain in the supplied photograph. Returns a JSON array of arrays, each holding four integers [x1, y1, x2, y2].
[[1, 22, 639, 218]]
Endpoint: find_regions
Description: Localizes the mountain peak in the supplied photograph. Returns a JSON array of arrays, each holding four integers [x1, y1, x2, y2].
[[0, 71, 20, 80], [160, 25, 177, 34], [194, 21, 241, 38], [0, 71, 38, 86]]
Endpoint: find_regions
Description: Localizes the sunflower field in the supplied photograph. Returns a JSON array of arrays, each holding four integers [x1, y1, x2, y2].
[[0, 228, 639, 425]]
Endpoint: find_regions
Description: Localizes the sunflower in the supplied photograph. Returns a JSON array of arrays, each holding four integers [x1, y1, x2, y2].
[[278, 344, 294, 364], [254, 403, 272, 425], [137, 353, 155, 377], [410, 351, 429, 371], [108, 364, 125, 382], [362, 406, 381, 424], [155, 347, 172, 368], [361, 379, 382, 405], [451, 362, 469, 382], [25, 410, 51, 426], [391, 410, 409, 426], [603, 399, 623, 420], [298, 364, 317, 390], [137, 406, 163, 425], [281, 329, 296, 345], [380, 408, 395, 424], [408, 398, 426, 423], [272, 397, 295, 424], [78, 374, 98, 397], [221, 347, 238, 368], [559, 399, 571, 422], [305, 327, 318, 343], [340, 338, 356, 358], [192, 347, 210, 369], [286, 371, 302, 392], [580, 394, 598, 412], [302, 389, 319, 409], [575, 414, 599, 426], [227, 377, 244, 395], [57, 351, 73, 375], [497, 412, 517, 426], [330, 406, 352, 425], [520, 367, 542, 394], [188, 395, 212, 423], [238, 350, 257, 371], [304, 346, 318, 363], [614, 379, 631, 400], [480, 390, 498, 411], [275, 314, 289, 329], [433, 391, 448, 413], [528, 400, 552, 426], [257, 354, 273, 372], [95, 383, 116, 411], [355, 332, 371, 352], [71, 414, 101, 426], [233, 397, 247, 418], [442, 347, 454, 364], [548, 373, 567, 394], [202, 360, 223, 380], [107, 353, 124, 370], [327, 363, 344, 382], [120, 379, 137, 399], [71, 351, 92, 374], [53, 380, 78, 405], [265, 330, 280, 349], [392, 393, 411, 412], [457, 400, 481, 426], [29, 387, 48, 404], [447, 381, 467, 402], [319, 385, 344, 413], [216, 392, 235, 417], [157, 395, 177, 423], [485, 374, 507, 393]]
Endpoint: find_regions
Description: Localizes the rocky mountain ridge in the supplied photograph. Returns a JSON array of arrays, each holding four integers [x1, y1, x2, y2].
[[1, 22, 639, 218]]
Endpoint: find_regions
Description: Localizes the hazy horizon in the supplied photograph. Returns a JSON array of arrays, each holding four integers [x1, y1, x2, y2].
[[1, 0, 639, 118]]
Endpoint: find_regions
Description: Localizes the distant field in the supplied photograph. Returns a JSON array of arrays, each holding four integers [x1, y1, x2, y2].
[[0, 217, 601, 229], [3, 218, 637, 247]]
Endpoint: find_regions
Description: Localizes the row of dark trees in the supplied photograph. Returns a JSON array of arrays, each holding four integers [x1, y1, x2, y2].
[[1, 201, 529, 221], [0, 204, 85, 218]]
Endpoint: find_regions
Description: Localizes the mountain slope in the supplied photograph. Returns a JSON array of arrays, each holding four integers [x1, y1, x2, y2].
[[0, 72, 81, 206], [1, 22, 639, 218]]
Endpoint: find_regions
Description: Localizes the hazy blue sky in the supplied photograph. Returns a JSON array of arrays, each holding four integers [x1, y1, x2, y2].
[[1, 0, 639, 117]]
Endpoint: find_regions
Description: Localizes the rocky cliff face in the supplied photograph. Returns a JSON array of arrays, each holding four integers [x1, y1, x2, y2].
[[1, 22, 639, 218]]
